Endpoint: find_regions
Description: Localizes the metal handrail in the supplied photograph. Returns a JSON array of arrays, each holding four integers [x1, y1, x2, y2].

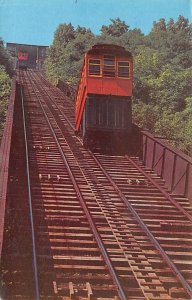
[[142, 131, 192, 164], [142, 130, 192, 197]]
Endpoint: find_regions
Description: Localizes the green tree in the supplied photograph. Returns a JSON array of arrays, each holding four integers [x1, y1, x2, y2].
[[53, 23, 75, 47], [147, 65, 192, 112], [133, 46, 161, 104], [45, 24, 95, 85], [0, 65, 11, 137], [0, 39, 13, 138], [147, 18, 168, 50], [0, 38, 13, 76], [122, 29, 146, 54], [147, 16, 192, 67], [132, 102, 159, 131], [101, 18, 129, 37]]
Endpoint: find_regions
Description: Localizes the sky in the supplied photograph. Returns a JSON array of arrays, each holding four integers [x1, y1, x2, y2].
[[0, 0, 191, 46]]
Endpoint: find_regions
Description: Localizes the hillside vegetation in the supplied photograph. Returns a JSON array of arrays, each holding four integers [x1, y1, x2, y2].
[[0, 39, 13, 138], [45, 16, 192, 155]]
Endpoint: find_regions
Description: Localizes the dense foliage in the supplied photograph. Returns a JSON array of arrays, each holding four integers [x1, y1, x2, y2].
[[0, 39, 13, 138], [45, 16, 192, 155]]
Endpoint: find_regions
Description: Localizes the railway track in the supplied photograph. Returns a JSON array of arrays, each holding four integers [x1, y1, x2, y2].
[[1, 70, 192, 300]]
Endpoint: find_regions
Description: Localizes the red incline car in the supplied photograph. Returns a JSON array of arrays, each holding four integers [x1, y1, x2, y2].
[[18, 51, 28, 61], [75, 44, 133, 153]]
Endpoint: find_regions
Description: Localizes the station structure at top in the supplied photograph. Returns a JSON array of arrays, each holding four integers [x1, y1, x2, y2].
[[6, 42, 48, 70]]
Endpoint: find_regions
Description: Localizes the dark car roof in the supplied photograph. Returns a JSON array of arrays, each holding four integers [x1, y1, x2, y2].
[[87, 44, 132, 57]]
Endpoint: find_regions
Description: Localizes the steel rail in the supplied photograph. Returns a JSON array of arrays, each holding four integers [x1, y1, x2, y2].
[[20, 82, 40, 300], [27, 71, 192, 298], [29, 71, 76, 131], [91, 153, 192, 298], [26, 70, 127, 300]]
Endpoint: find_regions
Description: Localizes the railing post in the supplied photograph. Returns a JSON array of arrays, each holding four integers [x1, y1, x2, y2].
[[152, 141, 156, 169], [160, 148, 166, 178], [143, 135, 148, 164], [171, 154, 177, 192], [184, 162, 190, 197]]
